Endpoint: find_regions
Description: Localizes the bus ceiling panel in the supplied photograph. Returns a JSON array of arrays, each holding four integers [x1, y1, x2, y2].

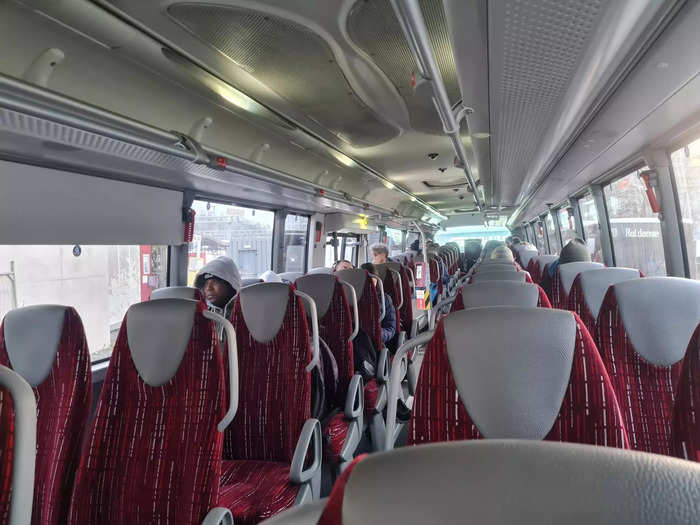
[[512, 0, 700, 224], [488, 0, 679, 208], [0, 160, 183, 245]]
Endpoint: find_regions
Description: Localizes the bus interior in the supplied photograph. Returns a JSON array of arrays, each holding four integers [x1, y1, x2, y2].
[[1, 0, 700, 523]]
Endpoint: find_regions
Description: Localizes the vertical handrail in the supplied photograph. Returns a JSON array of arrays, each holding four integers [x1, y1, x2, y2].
[[339, 280, 360, 342], [294, 290, 321, 371], [202, 310, 239, 432]]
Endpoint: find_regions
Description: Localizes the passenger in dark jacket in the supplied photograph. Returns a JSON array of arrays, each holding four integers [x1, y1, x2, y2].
[[541, 238, 591, 298], [361, 262, 397, 344]]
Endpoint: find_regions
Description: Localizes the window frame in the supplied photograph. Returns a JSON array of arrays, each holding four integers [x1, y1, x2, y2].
[[281, 212, 311, 273]]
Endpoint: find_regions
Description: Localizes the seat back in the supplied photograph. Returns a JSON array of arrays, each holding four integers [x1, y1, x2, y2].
[[531, 255, 558, 283], [279, 271, 304, 283], [452, 282, 550, 312], [295, 274, 353, 408], [519, 248, 539, 270], [568, 268, 641, 334], [596, 277, 700, 456], [335, 269, 382, 352], [151, 286, 203, 301], [0, 365, 37, 525], [386, 261, 413, 333], [0, 305, 91, 525], [313, 440, 700, 525], [551, 262, 604, 309], [69, 299, 225, 524], [469, 271, 528, 284], [375, 264, 401, 349], [673, 323, 700, 461], [226, 283, 312, 462], [474, 263, 518, 274], [409, 307, 627, 448]]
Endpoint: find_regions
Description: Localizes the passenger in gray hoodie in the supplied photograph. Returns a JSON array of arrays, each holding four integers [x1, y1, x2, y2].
[[193, 256, 241, 319]]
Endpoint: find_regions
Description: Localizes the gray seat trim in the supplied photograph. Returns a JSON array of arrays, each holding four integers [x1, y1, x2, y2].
[[4, 304, 68, 387], [579, 267, 640, 320], [613, 277, 700, 366], [295, 274, 336, 319], [239, 282, 291, 343], [150, 286, 199, 301], [127, 299, 197, 387], [278, 271, 303, 282], [470, 271, 527, 284], [520, 249, 539, 268], [339, 440, 700, 525], [443, 307, 576, 439], [307, 267, 333, 275], [335, 268, 368, 301], [558, 262, 604, 297], [476, 264, 517, 274], [535, 255, 558, 267], [462, 282, 540, 309]]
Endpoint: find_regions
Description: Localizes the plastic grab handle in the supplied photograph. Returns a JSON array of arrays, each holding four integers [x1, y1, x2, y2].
[[202, 310, 238, 432]]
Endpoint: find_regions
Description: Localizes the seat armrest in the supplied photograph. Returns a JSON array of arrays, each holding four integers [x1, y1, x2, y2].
[[377, 346, 390, 384], [290, 419, 322, 485], [344, 373, 364, 421], [202, 507, 233, 525]]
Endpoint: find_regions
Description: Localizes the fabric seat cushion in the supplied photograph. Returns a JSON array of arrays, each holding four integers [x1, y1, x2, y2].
[[218, 460, 300, 525], [0, 307, 91, 525], [363, 379, 379, 418], [324, 412, 353, 463], [672, 323, 700, 461], [409, 314, 628, 448]]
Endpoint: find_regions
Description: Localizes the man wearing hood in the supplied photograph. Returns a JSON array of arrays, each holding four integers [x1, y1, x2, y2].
[[193, 256, 241, 319]]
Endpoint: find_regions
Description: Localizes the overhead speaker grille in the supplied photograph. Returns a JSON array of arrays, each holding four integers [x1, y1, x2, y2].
[[347, 0, 460, 135], [489, 0, 607, 203], [167, 3, 399, 148]]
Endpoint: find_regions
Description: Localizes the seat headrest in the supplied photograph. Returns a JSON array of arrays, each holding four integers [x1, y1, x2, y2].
[[3, 305, 68, 387], [335, 440, 700, 525], [612, 277, 700, 366], [335, 269, 369, 300], [470, 271, 527, 284], [374, 264, 389, 280], [385, 261, 401, 272], [476, 264, 517, 274], [520, 249, 539, 268], [307, 266, 333, 275], [443, 307, 576, 439], [461, 282, 540, 309], [239, 282, 292, 343], [126, 299, 198, 387], [579, 267, 640, 320], [278, 271, 303, 283], [295, 274, 337, 318], [241, 278, 263, 287], [536, 255, 558, 265], [558, 262, 604, 296], [150, 286, 201, 301]]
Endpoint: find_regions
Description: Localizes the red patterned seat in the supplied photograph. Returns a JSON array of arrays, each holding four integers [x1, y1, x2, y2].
[[451, 281, 551, 312], [0, 365, 37, 525], [295, 274, 362, 471], [428, 256, 443, 298], [596, 277, 700, 457], [549, 262, 604, 309], [0, 305, 91, 525], [529, 255, 557, 284], [335, 269, 388, 451], [69, 299, 232, 524], [567, 267, 641, 336], [374, 264, 402, 351], [386, 262, 414, 336], [409, 307, 628, 449], [673, 323, 700, 461], [224, 283, 321, 522]]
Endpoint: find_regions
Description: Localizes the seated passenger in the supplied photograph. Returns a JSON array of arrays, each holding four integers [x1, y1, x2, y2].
[[194, 256, 241, 318], [371, 242, 389, 264], [332, 259, 354, 272], [361, 262, 397, 345], [490, 245, 515, 262], [540, 238, 590, 297]]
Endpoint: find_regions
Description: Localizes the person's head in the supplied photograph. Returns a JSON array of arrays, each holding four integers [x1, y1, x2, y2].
[[505, 235, 513, 246], [370, 243, 389, 264], [360, 262, 377, 277], [511, 236, 522, 245], [333, 259, 354, 272], [194, 256, 241, 308], [490, 245, 514, 262], [558, 238, 591, 265], [409, 238, 420, 252]]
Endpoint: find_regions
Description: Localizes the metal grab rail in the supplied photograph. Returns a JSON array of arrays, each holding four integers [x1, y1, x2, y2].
[[339, 280, 360, 342], [202, 310, 238, 432], [294, 290, 321, 372]]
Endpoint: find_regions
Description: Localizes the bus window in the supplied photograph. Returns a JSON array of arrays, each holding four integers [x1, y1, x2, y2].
[[385, 227, 404, 256], [188, 200, 274, 281], [578, 194, 604, 263], [283, 214, 309, 273], [558, 207, 577, 247], [325, 234, 337, 267], [671, 138, 700, 280], [0, 244, 167, 361], [545, 212, 561, 255], [534, 221, 546, 253], [604, 167, 666, 276]]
